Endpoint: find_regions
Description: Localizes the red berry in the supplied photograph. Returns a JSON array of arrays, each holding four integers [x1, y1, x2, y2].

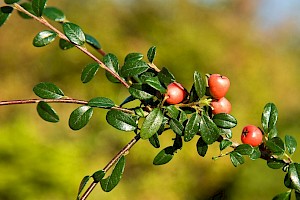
[[241, 125, 263, 147], [208, 74, 230, 99], [211, 97, 231, 115], [165, 82, 187, 104]]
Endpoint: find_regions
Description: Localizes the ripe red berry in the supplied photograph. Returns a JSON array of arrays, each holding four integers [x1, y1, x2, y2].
[[241, 125, 263, 147], [208, 74, 230, 99], [165, 82, 187, 104], [210, 97, 231, 115]]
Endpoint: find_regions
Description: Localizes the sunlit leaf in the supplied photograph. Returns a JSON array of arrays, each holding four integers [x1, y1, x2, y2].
[[235, 144, 253, 155], [43, 7, 65, 22], [199, 114, 220, 145], [88, 97, 115, 109], [285, 135, 297, 155], [140, 108, 163, 139], [32, 0, 47, 17], [106, 110, 137, 132], [69, 106, 93, 130], [77, 176, 91, 198], [62, 22, 85, 46], [33, 82, 64, 99], [183, 112, 200, 142], [33, 30, 57, 47], [120, 60, 149, 78], [18, 2, 35, 19], [104, 53, 120, 83], [288, 163, 300, 191], [230, 151, 244, 167], [266, 137, 285, 156], [147, 46, 156, 63], [193, 71, 206, 99], [272, 190, 291, 200], [213, 113, 237, 129], [128, 84, 154, 100], [124, 52, 143, 63], [81, 63, 99, 83], [85, 33, 101, 50], [219, 139, 232, 151], [261, 103, 278, 134], [37, 101, 59, 123]]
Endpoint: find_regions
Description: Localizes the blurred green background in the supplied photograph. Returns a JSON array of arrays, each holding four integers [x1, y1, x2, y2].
[[1, 0, 300, 199]]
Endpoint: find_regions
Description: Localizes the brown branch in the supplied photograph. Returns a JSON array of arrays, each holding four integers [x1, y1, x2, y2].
[[0, 98, 88, 106]]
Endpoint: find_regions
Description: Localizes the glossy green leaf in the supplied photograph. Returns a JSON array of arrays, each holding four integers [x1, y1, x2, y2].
[[59, 39, 74, 50], [193, 71, 206, 99], [120, 60, 149, 77], [106, 110, 137, 132], [37, 101, 59, 123], [199, 114, 220, 145], [249, 146, 261, 160], [267, 158, 286, 169], [81, 63, 99, 83], [213, 113, 237, 129], [88, 97, 115, 109], [33, 30, 57, 47], [261, 103, 278, 133], [140, 108, 164, 139], [32, 0, 47, 17], [124, 52, 143, 63], [183, 113, 200, 142], [272, 191, 291, 200], [104, 53, 120, 83], [284, 173, 293, 189], [153, 146, 174, 165], [169, 119, 184, 136], [230, 151, 244, 167], [188, 84, 200, 102], [62, 22, 85, 46], [222, 128, 232, 139], [92, 170, 105, 183], [196, 137, 208, 157], [147, 46, 156, 63], [100, 156, 125, 192], [128, 84, 154, 100], [179, 111, 188, 124], [77, 175, 90, 197], [266, 137, 285, 156], [85, 33, 101, 50], [149, 133, 160, 148], [43, 7, 65, 22], [219, 139, 232, 151], [288, 163, 300, 191], [166, 105, 180, 119], [268, 127, 278, 139], [33, 82, 64, 99], [18, 2, 35, 19], [235, 144, 253, 155], [4, 0, 20, 4], [145, 76, 166, 93], [173, 134, 183, 151], [285, 135, 297, 155], [69, 106, 93, 130], [158, 67, 175, 86], [0, 6, 13, 27]]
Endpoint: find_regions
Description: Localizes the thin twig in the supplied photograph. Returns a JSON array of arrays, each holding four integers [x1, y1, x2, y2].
[[0, 98, 88, 106]]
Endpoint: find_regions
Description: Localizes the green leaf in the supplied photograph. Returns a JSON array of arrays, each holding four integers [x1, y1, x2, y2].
[[147, 46, 156, 63], [88, 97, 115, 109], [43, 7, 65, 22], [69, 106, 93, 130], [124, 52, 143, 63], [188, 84, 200, 103], [32, 0, 47, 17], [100, 156, 125, 192], [288, 163, 300, 191], [18, 2, 35, 19], [229, 151, 244, 167], [173, 134, 183, 151], [166, 105, 180, 119], [59, 39, 74, 50], [284, 173, 293, 189], [149, 133, 160, 148], [249, 146, 261, 160], [183, 113, 200, 142], [199, 114, 220, 145], [92, 170, 105, 183], [158, 67, 175, 86], [235, 144, 253, 155], [169, 119, 184, 136], [120, 60, 149, 78], [261, 103, 278, 134], [33, 30, 57, 47], [196, 137, 208, 157], [62, 22, 85, 46], [103, 53, 120, 83], [140, 108, 164, 139], [285, 135, 297, 155], [193, 71, 206, 99], [145, 76, 166, 93], [85, 34, 101, 50], [33, 82, 64, 99], [81, 63, 100, 83], [267, 158, 286, 169], [128, 84, 154, 100], [266, 137, 285, 156], [37, 101, 59, 123], [219, 139, 232, 151], [153, 146, 174, 165], [106, 110, 137, 132], [0, 6, 13, 27], [77, 176, 91, 197], [4, 0, 20, 4], [272, 191, 291, 200], [213, 113, 237, 129], [268, 127, 278, 139], [296, 191, 300, 200]]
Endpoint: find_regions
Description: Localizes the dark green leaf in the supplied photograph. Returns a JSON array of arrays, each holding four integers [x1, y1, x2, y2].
[[62, 22, 85, 46], [106, 110, 137, 132], [169, 119, 184, 136], [145, 76, 166, 93], [69, 106, 93, 130], [296, 191, 300, 200], [104, 53, 120, 83], [59, 39, 74, 50], [285, 135, 297, 155], [193, 71, 206, 99], [158, 67, 176, 86], [235, 144, 253, 155], [124, 52, 143, 63], [249, 146, 261, 160], [147, 46, 156, 63], [77, 176, 90, 197], [33, 82, 64, 99], [262, 103, 278, 134], [37, 101, 59, 123], [81, 63, 100, 83], [92, 170, 105, 183], [33, 30, 57, 47], [197, 137, 208, 157], [43, 7, 65, 22], [120, 95, 136, 107], [267, 159, 286, 169], [179, 111, 188, 124], [18, 3, 35, 19], [128, 84, 154, 100], [140, 108, 163, 139], [153, 146, 174, 165], [199, 114, 220, 145], [0, 6, 13, 27], [284, 173, 293, 189], [188, 84, 200, 102], [184, 113, 200, 142], [4, 0, 20, 4], [85, 34, 101, 50], [219, 139, 232, 151], [100, 156, 125, 192], [268, 127, 278, 139], [288, 163, 300, 191], [213, 113, 237, 129], [272, 191, 291, 200], [266, 137, 285, 156], [88, 97, 115, 109], [166, 105, 180, 119], [149, 133, 160, 148], [173, 134, 183, 151], [120, 60, 149, 78], [32, 0, 47, 17], [230, 151, 244, 167]]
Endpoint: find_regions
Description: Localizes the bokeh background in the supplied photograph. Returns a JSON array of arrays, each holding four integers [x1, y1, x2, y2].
[[1, 0, 300, 199]]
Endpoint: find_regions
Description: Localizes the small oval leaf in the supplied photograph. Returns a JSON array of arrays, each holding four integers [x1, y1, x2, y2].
[[128, 84, 154, 100], [267, 158, 286, 169], [199, 114, 220, 145], [59, 39, 74, 50], [285, 135, 297, 155], [266, 137, 285, 156], [120, 60, 149, 78], [18, 2, 35, 19], [106, 110, 137, 132], [92, 170, 105, 183], [33, 30, 57, 47], [169, 119, 184, 136], [33, 82, 64, 99], [104, 53, 120, 83], [220, 139, 232, 151], [140, 108, 164, 139], [261, 103, 278, 134], [43, 7, 65, 22], [77, 176, 91, 197], [88, 97, 115, 109], [145, 76, 166, 93], [81, 63, 100, 83], [213, 113, 237, 129], [196, 137, 208, 157], [193, 71, 206, 99], [149, 133, 160, 148], [69, 106, 93, 130], [37, 101, 59, 123], [235, 144, 253, 155], [32, 0, 47, 17], [124, 52, 143, 63], [62, 22, 85, 46], [230, 151, 245, 167], [158, 67, 176, 86], [0, 6, 13, 27], [184, 113, 200, 142], [147, 46, 156, 63], [153, 146, 174, 165], [288, 163, 300, 191], [85, 34, 101, 50]]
